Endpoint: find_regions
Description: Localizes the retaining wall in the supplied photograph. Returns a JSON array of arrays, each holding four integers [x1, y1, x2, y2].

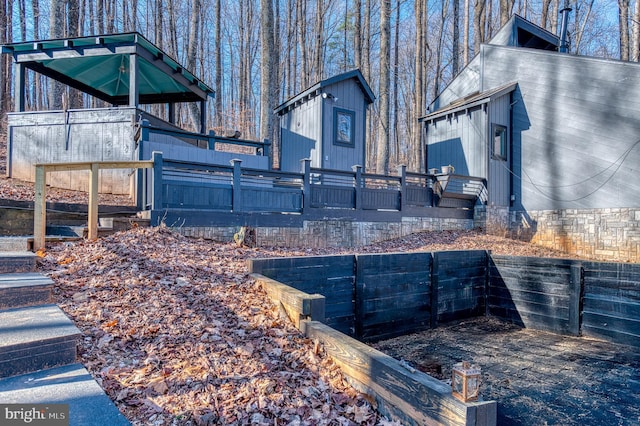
[[249, 252, 640, 349], [178, 216, 473, 249]]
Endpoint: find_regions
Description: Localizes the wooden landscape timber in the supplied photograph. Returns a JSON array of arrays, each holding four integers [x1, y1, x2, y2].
[[250, 273, 325, 328], [302, 320, 497, 426], [252, 271, 497, 425]]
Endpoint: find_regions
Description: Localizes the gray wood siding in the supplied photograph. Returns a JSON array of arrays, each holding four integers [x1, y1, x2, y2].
[[480, 45, 640, 210], [7, 108, 137, 195], [322, 79, 366, 170], [279, 96, 322, 172], [426, 106, 487, 178], [487, 92, 511, 206]]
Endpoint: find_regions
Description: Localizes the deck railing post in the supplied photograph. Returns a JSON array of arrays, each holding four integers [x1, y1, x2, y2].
[[208, 130, 216, 150], [231, 159, 243, 212], [352, 165, 363, 210], [33, 165, 47, 251], [302, 159, 311, 212], [398, 164, 407, 211], [262, 138, 271, 163], [152, 151, 164, 211]]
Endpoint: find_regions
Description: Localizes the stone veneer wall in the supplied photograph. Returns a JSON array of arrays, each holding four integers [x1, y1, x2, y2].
[[177, 216, 473, 248], [509, 208, 640, 263]]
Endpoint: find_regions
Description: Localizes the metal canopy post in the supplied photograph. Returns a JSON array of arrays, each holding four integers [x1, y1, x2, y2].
[[14, 62, 26, 112], [129, 53, 139, 107]]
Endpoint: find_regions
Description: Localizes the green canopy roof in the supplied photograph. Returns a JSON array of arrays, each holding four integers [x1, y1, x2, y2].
[[2, 32, 214, 105]]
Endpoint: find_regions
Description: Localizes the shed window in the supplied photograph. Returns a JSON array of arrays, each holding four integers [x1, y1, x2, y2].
[[334, 108, 355, 147], [492, 124, 508, 160]]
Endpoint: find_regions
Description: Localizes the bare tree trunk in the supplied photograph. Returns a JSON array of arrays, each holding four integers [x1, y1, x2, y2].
[[541, 0, 551, 29], [187, 0, 201, 131], [499, 0, 509, 26], [214, 0, 222, 128], [550, 0, 559, 34], [167, 0, 178, 56], [314, 1, 324, 81], [363, 0, 371, 81], [632, 0, 640, 60], [154, 0, 163, 47], [296, 0, 308, 88], [486, 0, 493, 39], [96, 0, 104, 34], [1, 0, 9, 120], [50, 0, 65, 110], [473, 0, 486, 56], [463, 0, 470, 65], [106, 0, 115, 33], [392, 0, 400, 166], [573, 0, 594, 55], [433, 0, 449, 100], [412, 0, 426, 172], [620, 0, 630, 60], [33, 0, 43, 110], [453, 0, 460, 76], [287, 0, 296, 95], [131, 0, 138, 31], [68, 0, 83, 109], [260, 0, 276, 143], [354, 0, 362, 70], [377, 0, 390, 175]]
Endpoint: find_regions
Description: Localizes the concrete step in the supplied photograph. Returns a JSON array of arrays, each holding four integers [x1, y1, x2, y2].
[[0, 304, 81, 379], [0, 363, 130, 425], [0, 252, 37, 274], [0, 273, 54, 310], [0, 237, 30, 252]]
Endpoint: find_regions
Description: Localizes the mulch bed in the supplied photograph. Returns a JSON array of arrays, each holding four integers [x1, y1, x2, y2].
[[373, 317, 640, 426]]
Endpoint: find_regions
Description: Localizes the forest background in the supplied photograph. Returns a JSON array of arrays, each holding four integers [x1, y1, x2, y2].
[[0, 1, 633, 174]]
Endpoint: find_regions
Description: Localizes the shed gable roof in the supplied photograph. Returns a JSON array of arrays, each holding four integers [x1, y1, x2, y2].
[[274, 69, 375, 116]]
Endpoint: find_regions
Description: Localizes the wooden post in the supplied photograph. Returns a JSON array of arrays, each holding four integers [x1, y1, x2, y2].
[[14, 63, 26, 112], [398, 164, 407, 211], [33, 165, 47, 252], [152, 152, 164, 211], [569, 263, 583, 336], [87, 163, 100, 240], [430, 252, 439, 328], [302, 159, 311, 212], [231, 159, 243, 212], [352, 165, 362, 210]]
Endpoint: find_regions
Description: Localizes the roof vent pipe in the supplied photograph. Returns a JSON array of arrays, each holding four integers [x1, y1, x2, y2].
[[558, 7, 572, 53]]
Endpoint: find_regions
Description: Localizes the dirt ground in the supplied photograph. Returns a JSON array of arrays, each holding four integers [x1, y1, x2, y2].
[[373, 317, 640, 426]]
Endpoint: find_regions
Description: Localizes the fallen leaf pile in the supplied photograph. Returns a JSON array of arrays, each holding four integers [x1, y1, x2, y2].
[[40, 226, 396, 425]]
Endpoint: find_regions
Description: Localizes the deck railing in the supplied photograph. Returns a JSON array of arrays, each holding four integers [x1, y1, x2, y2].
[[33, 153, 487, 249], [148, 154, 483, 214]]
